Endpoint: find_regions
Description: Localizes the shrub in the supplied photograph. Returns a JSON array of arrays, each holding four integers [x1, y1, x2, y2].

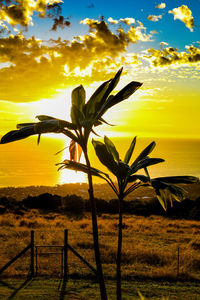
[[22, 193, 62, 210], [62, 194, 84, 213]]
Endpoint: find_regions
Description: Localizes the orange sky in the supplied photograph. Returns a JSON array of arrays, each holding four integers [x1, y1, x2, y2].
[[0, 0, 199, 186]]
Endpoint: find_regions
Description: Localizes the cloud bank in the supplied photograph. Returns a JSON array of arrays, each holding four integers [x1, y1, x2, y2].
[[144, 45, 200, 67], [0, 18, 152, 102]]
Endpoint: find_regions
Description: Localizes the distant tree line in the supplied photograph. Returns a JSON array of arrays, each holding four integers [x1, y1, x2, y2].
[[0, 192, 200, 220]]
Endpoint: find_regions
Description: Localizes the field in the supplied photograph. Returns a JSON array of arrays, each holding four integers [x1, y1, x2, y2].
[[1, 211, 200, 298], [0, 183, 200, 299]]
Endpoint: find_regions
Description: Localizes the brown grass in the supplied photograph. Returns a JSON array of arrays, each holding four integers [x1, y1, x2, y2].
[[0, 211, 200, 281]]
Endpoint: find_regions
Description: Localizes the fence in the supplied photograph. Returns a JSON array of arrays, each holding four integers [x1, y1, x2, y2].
[[0, 229, 199, 280], [0, 229, 97, 279]]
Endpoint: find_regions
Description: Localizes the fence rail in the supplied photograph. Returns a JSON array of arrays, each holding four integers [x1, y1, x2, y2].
[[0, 229, 97, 279]]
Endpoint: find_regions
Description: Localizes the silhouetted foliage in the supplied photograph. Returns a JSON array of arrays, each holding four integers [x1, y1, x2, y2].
[[22, 193, 62, 210], [62, 194, 84, 213]]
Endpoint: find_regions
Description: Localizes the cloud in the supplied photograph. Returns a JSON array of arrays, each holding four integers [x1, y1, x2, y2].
[[160, 41, 168, 47], [108, 17, 135, 25], [169, 5, 194, 32], [120, 18, 135, 25], [156, 3, 166, 9], [0, 0, 63, 30], [51, 16, 70, 31], [147, 15, 162, 22], [0, 18, 152, 102], [144, 45, 200, 67], [107, 17, 119, 24]]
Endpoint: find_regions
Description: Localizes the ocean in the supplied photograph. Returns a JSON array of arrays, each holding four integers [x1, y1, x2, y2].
[[0, 136, 199, 187]]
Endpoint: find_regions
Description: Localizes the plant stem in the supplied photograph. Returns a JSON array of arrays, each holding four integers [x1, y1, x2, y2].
[[83, 147, 107, 300], [116, 193, 123, 300]]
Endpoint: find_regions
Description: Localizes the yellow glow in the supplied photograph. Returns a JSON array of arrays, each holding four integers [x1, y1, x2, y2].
[[73, 66, 92, 77], [64, 64, 69, 74], [59, 148, 87, 184], [64, 64, 93, 78], [59, 169, 87, 184], [53, 51, 62, 58]]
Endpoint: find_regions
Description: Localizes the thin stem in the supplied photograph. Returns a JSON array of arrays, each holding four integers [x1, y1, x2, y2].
[[124, 182, 141, 197], [116, 193, 123, 300], [105, 177, 119, 196], [83, 147, 107, 300], [62, 129, 79, 143]]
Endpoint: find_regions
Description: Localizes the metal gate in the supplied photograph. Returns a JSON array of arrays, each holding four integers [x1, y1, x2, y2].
[[35, 245, 64, 277]]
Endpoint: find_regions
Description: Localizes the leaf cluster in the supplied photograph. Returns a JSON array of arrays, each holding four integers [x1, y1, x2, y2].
[[0, 68, 142, 153], [59, 136, 198, 210]]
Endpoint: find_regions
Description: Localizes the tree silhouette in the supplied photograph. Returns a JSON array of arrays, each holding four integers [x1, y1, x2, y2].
[[0, 68, 142, 300], [58, 135, 198, 300]]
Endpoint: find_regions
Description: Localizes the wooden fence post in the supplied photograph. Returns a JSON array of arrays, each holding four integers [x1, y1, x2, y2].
[[64, 229, 68, 280], [177, 245, 180, 277], [30, 230, 34, 277]]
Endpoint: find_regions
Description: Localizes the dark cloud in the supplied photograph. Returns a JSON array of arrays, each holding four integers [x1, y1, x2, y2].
[[0, 0, 64, 29], [51, 16, 70, 31]]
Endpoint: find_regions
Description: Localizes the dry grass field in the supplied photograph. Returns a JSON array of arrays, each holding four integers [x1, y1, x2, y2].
[[0, 211, 200, 280], [0, 183, 200, 299]]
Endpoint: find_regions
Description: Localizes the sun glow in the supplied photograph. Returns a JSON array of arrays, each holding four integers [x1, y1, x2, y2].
[[59, 148, 87, 184]]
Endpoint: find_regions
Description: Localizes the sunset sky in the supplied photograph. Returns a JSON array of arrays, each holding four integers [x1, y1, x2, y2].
[[0, 0, 199, 186]]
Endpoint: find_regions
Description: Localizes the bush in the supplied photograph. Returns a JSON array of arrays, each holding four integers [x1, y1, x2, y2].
[[22, 193, 62, 210], [188, 197, 200, 220], [62, 194, 84, 213], [0, 197, 19, 209]]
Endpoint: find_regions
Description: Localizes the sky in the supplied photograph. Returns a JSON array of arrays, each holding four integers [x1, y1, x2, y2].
[[0, 0, 199, 186]]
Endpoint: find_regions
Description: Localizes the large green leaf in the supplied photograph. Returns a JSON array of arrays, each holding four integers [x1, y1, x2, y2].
[[127, 174, 150, 183], [154, 176, 198, 184], [84, 80, 111, 117], [96, 68, 123, 113], [92, 139, 119, 175], [124, 136, 137, 164], [36, 115, 57, 121], [0, 126, 35, 144], [131, 157, 165, 174], [36, 115, 77, 130], [100, 81, 142, 113], [1, 120, 61, 144], [35, 120, 60, 133], [103, 68, 123, 98], [131, 141, 156, 169], [1, 118, 78, 144], [151, 179, 186, 210], [71, 85, 86, 113], [56, 159, 109, 179], [70, 105, 85, 126], [104, 136, 119, 161], [17, 123, 36, 129], [84, 68, 123, 119]]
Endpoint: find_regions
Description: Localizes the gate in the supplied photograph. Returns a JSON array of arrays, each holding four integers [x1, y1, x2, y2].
[[0, 229, 97, 279]]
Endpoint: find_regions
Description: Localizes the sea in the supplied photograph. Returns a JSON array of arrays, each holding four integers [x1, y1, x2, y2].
[[0, 136, 199, 187]]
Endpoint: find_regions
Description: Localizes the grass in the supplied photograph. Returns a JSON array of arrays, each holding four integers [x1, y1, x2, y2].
[[0, 212, 200, 281], [0, 278, 200, 299]]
